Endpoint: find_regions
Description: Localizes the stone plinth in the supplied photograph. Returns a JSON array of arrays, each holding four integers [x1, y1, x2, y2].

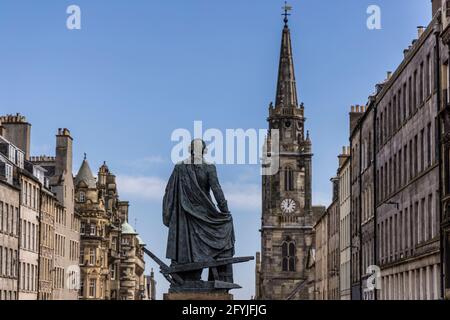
[[163, 292, 233, 300]]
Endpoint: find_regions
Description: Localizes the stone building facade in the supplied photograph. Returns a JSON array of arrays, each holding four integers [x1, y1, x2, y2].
[[314, 211, 327, 300], [18, 168, 42, 300], [375, 15, 442, 300], [31, 129, 81, 300], [349, 103, 377, 300], [257, 15, 318, 300], [436, 0, 450, 300], [0, 129, 21, 300], [338, 148, 351, 300], [313, 155, 342, 300], [343, 2, 450, 300], [327, 177, 340, 300], [75, 157, 146, 300]]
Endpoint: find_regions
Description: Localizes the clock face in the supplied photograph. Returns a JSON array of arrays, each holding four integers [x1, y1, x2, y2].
[[281, 198, 296, 214]]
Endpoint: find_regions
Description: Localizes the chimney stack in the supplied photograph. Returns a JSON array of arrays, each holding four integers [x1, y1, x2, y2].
[[0, 113, 31, 159], [387, 71, 393, 80], [338, 145, 350, 167], [417, 26, 425, 38], [349, 104, 364, 135], [55, 128, 73, 177]]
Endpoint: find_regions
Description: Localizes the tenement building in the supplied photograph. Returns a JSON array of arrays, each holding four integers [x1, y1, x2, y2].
[[349, 103, 377, 300], [436, 0, 450, 300], [375, 16, 441, 300], [313, 154, 342, 300], [314, 210, 327, 300], [344, 2, 449, 300], [75, 157, 146, 300], [338, 147, 351, 300], [31, 129, 81, 300], [327, 177, 340, 300], [257, 11, 321, 300], [0, 122, 22, 300]]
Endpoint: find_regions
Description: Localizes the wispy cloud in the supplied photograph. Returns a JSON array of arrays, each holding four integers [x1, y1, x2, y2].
[[116, 174, 261, 213], [122, 155, 166, 171], [222, 182, 260, 212], [117, 175, 166, 202]]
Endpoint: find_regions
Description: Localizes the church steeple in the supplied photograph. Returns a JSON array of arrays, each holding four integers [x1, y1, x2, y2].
[[275, 4, 298, 109]]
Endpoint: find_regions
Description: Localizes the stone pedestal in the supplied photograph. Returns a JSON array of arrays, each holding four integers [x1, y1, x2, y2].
[[163, 292, 233, 300]]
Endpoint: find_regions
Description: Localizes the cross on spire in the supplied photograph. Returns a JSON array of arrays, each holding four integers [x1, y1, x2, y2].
[[282, 2, 292, 26]]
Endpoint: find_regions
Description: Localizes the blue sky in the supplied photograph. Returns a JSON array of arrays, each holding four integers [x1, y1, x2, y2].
[[0, 0, 431, 299]]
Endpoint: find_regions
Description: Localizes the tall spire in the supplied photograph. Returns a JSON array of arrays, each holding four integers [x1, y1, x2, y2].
[[275, 3, 298, 109]]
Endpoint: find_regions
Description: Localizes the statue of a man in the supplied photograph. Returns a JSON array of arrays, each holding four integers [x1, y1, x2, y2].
[[163, 139, 235, 283]]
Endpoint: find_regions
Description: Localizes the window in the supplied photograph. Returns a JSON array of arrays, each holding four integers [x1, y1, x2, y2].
[[420, 62, 424, 103], [0, 202, 3, 232], [79, 279, 85, 297], [428, 194, 433, 240], [420, 129, 425, 172], [89, 248, 96, 266], [89, 279, 96, 298], [90, 224, 96, 236], [427, 54, 432, 96], [414, 70, 418, 110], [79, 192, 86, 203], [110, 264, 116, 280], [281, 238, 296, 272], [284, 168, 294, 191], [427, 123, 432, 167]]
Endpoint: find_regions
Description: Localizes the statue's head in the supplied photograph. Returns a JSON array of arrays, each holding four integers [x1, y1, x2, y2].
[[189, 139, 207, 158]]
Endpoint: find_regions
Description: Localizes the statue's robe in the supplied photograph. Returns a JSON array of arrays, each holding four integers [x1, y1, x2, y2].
[[163, 160, 235, 279]]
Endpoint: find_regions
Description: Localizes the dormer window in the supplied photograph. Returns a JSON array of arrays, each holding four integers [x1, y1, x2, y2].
[[79, 192, 86, 203]]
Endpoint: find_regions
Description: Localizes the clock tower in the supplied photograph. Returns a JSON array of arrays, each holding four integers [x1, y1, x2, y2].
[[257, 6, 315, 300]]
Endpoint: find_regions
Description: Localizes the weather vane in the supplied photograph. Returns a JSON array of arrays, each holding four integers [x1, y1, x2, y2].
[[282, 1, 293, 25]]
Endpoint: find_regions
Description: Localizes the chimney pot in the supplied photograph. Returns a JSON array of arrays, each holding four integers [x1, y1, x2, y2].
[[417, 26, 425, 38]]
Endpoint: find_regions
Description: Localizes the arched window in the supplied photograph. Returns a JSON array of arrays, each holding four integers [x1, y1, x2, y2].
[[284, 167, 294, 191], [282, 237, 296, 272], [79, 192, 86, 203]]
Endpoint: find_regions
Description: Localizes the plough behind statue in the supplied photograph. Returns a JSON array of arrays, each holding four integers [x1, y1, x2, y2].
[[143, 247, 253, 293]]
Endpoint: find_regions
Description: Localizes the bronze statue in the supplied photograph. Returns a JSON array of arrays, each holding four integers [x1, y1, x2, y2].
[[143, 139, 253, 295], [163, 139, 235, 283]]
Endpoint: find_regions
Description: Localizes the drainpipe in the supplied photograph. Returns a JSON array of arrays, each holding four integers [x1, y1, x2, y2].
[[37, 185, 42, 300], [435, 24, 445, 300], [349, 136, 354, 299], [372, 100, 378, 301], [359, 124, 363, 300], [17, 176, 22, 300]]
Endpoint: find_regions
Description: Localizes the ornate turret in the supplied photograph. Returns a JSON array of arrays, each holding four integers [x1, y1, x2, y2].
[[75, 154, 97, 188]]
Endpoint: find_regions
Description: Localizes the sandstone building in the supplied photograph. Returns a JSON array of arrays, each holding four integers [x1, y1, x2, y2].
[[436, 0, 450, 300], [338, 147, 351, 300], [0, 123, 21, 300], [75, 157, 146, 300], [31, 129, 81, 300], [314, 210, 327, 300], [343, 2, 450, 300]]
